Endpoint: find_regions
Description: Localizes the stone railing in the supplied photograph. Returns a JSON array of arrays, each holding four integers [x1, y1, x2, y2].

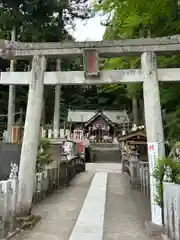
[[41, 128, 70, 139], [122, 149, 141, 187], [122, 149, 150, 192], [89, 135, 113, 143], [163, 182, 180, 240], [0, 154, 85, 239], [122, 150, 131, 176]]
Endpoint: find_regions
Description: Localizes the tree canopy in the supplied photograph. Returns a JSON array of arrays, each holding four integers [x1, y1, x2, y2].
[[92, 0, 180, 142], [0, 0, 130, 131]]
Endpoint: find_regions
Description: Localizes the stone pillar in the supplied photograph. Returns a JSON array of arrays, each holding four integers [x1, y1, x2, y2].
[[141, 52, 164, 226], [7, 26, 16, 142], [18, 55, 46, 215], [53, 59, 61, 138], [121, 150, 128, 172], [129, 150, 140, 188], [141, 52, 165, 157]]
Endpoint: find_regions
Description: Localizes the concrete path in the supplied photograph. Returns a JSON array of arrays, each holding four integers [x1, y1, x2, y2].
[[12, 163, 151, 240], [103, 173, 151, 240], [87, 162, 122, 173]]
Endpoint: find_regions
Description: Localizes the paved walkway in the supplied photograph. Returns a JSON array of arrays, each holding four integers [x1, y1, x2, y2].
[[12, 163, 151, 240]]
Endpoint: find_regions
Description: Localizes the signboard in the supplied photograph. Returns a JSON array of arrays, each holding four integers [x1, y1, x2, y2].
[[83, 49, 99, 77], [147, 142, 162, 225], [63, 141, 73, 155]]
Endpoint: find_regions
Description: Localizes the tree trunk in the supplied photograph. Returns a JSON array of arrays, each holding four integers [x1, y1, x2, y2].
[[132, 97, 138, 125], [41, 96, 46, 126], [139, 99, 145, 124]]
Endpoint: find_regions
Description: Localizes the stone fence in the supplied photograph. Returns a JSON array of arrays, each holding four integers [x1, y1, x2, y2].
[[121, 149, 180, 240], [3, 128, 70, 143], [163, 182, 180, 240], [0, 154, 85, 239], [122, 150, 150, 193]]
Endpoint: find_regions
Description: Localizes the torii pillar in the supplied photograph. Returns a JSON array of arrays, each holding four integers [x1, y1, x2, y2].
[[18, 55, 46, 215], [141, 52, 165, 226], [53, 59, 61, 138]]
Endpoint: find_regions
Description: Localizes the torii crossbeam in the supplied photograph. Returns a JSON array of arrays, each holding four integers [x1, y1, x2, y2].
[[1, 35, 180, 59]]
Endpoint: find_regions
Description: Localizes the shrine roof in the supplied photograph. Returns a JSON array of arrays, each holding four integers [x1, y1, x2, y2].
[[84, 111, 115, 127], [118, 129, 147, 143], [67, 110, 129, 124]]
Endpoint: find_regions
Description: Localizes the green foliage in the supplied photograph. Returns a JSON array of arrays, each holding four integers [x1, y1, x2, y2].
[[169, 141, 180, 159], [93, 0, 180, 137], [36, 138, 53, 172]]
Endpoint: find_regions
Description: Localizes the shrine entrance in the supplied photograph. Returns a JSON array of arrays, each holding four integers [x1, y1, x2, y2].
[[94, 127, 103, 142], [93, 126, 106, 142], [83, 111, 115, 143], [1, 36, 180, 224]]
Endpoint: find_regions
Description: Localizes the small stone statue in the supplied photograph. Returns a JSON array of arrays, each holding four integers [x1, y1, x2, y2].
[[164, 165, 172, 182], [9, 162, 19, 180]]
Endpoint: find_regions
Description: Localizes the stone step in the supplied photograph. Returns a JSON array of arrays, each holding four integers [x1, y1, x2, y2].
[[93, 149, 121, 163], [91, 143, 119, 149]]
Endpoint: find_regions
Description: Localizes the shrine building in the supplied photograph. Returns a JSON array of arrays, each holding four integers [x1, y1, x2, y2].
[[67, 110, 129, 142]]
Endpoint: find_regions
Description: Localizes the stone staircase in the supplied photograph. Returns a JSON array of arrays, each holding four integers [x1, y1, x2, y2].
[[91, 143, 121, 163]]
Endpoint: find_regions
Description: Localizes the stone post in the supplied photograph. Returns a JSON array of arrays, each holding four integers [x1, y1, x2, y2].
[[141, 52, 164, 226], [129, 150, 140, 188], [7, 26, 16, 142], [18, 55, 46, 215], [53, 59, 61, 138]]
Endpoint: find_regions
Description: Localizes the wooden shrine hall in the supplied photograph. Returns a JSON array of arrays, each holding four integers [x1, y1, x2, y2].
[[67, 110, 130, 143], [118, 127, 148, 162]]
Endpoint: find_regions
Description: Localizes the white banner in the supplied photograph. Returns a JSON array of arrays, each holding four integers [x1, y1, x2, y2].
[[147, 142, 162, 226]]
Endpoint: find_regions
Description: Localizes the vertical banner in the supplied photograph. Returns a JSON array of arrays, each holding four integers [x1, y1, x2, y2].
[[147, 142, 162, 225]]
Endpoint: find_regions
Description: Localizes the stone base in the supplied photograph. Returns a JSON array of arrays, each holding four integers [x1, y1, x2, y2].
[[0, 221, 9, 239], [5, 228, 21, 240], [151, 234, 171, 240], [160, 234, 170, 240], [145, 220, 165, 237], [130, 179, 141, 189]]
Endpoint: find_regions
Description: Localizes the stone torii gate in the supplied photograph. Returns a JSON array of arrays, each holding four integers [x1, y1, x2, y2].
[[0, 37, 180, 220]]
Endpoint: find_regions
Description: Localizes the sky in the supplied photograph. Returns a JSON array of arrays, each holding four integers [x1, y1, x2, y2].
[[71, 15, 105, 41]]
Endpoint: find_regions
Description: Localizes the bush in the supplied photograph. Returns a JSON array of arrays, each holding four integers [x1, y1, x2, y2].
[[36, 138, 53, 172], [152, 156, 180, 224]]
